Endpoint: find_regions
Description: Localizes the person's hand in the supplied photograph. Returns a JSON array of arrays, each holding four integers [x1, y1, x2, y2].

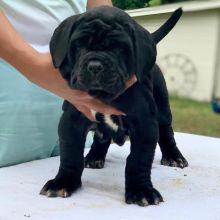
[[68, 90, 124, 121]]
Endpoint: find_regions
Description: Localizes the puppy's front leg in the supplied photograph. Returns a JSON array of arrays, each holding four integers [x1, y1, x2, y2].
[[40, 111, 90, 198], [124, 95, 163, 206]]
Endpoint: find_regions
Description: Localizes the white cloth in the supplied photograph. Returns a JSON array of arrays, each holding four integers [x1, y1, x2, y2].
[[0, 133, 220, 220], [0, 0, 87, 52]]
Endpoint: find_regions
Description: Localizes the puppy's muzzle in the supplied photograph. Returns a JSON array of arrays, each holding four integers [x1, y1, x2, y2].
[[70, 57, 126, 100]]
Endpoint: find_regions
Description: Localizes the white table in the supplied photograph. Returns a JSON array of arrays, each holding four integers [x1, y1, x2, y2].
[[0, 133, 220, 220]]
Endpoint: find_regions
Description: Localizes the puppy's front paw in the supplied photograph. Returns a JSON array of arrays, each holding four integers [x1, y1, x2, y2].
[[161, 147, 188, 168], [125, 187, 163, 207], [40, 176, 81, 198]]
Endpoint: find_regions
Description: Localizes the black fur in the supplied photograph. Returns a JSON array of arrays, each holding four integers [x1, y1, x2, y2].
[[40, 6, 188, 206]]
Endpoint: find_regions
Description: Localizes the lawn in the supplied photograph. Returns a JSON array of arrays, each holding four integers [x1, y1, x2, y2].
[[170, 97, 220, 138]]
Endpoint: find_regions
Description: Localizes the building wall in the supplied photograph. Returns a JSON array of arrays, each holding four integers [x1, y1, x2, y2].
[[213, 11, 220, 99], [129, 9, 220, 101]]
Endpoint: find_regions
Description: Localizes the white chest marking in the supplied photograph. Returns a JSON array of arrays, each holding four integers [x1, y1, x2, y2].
[[90, 110, 119, 132], [104, 114, 119, 131]]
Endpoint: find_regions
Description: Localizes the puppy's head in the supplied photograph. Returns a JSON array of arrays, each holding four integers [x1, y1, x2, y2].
[[50, 6, 182, 101]]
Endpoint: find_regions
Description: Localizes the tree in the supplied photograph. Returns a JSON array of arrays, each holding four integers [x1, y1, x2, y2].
[[113, 0, 189, 9], [112, 0, 150, 10]]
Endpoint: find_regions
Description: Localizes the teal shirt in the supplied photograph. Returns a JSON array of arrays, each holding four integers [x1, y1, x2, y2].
[[0, 0, 93, 167]]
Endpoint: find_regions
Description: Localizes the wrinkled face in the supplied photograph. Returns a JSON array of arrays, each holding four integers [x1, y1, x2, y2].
[[67, 19, 135, 101]]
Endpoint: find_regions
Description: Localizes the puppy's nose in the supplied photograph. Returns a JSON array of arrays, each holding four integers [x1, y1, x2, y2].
[[87, 60, 103, 74]]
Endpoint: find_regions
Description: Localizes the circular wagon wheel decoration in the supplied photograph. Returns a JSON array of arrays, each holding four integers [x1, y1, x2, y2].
[[158, 54, 198, 96]]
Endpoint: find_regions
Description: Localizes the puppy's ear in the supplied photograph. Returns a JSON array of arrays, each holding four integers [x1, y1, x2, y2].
[[50, 14, 81, 68], [133, 23, 156, 83]]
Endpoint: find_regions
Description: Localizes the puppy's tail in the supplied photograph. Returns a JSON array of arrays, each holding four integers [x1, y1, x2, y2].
[[152, 8, 183, 44]]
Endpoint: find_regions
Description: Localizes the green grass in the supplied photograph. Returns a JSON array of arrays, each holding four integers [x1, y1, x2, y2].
[[170, 97, 220, 138]]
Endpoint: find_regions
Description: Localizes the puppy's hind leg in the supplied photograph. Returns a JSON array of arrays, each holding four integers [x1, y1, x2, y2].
[[85, 131, 111, 169], [153, 65, 188, 168], [158, 122, 188, 168]]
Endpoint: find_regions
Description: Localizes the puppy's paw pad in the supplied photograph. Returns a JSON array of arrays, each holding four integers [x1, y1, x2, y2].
[[161, 157, 188, 168], [125, 187, 163, 207], [41, 188, 71, 198], [40, 178, 81, 198], [84, 159, 105, 169], [161, 147, 188, 168]]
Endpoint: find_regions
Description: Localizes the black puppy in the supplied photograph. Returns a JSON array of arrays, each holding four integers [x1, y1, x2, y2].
[[40, 6, 188, 206]]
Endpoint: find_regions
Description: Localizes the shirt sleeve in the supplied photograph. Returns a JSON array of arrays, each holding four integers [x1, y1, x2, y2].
[[0, 0, 86, 52]]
